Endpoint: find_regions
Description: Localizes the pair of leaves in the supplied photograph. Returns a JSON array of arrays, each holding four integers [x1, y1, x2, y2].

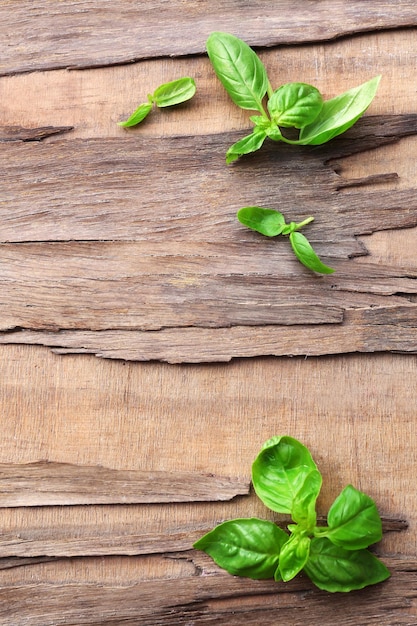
[[206, 32, 381, 162], [194, 436, 390, 592], [237, 206, 334, 274], [118, 77, 196, 127]]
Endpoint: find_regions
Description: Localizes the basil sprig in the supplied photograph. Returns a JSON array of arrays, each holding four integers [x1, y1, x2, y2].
[[194, 436, 390, 593], [237, 206, 334, 274], [118, 77, 196, 127], [206, 32, 381, 162]]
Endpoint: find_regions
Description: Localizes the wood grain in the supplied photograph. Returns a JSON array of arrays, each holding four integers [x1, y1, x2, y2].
[[1, 116, 417, 359], [1, 554, 415, 626], [0, 461, 249, 506], [2, 5, 417, 623], [1, 1, 417, 75], [0, 514, 406, 559]]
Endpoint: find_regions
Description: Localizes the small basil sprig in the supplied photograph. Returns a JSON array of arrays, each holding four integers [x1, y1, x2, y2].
[[194, 436, 390, 593], [237, 206, 334, 274], [206, 32, 381, 162], [118, 77, 196, 127]]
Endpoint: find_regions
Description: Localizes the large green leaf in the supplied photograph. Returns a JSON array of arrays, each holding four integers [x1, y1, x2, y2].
[[298, 75, 381, 145], [304, 537, 390, 592], [252, 436, 319, 514], [268, 83, 323, 129], [317, 484, 383, 550], [193, 518, 288, 579], [206, 32, 269, 113]]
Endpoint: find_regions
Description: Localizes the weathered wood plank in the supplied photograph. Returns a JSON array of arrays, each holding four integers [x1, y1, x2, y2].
[[2, 115, 416, 244], [0, 554, 415, 626], [0, 461, 249, 506], [1, 1, 417, 75], [1, 116, 417, 358], [2, 304, 417, 362], [0, 515, 405, 559], [0, 125, 73, 142]]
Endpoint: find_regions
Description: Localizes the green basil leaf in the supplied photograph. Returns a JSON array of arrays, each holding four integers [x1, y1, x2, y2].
[[226, 129, 267, 164], [206, 32, 269, 113], [268, 83, 323, 129], [153, 77, 196, 107], [118, 102, 153, 127], [291, 469, 322, 530], [298, 75, 381, 145], [252, 436, 319, 514], [278, 531, 311, 582], [237, 206, 286, 237], [322, 484, 383, 550], [304, 537, 390, 592], [289, 231, 334, 274], [193, 518, 288, 579]]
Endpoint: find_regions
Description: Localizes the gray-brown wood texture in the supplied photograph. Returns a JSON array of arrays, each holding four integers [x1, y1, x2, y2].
[[2, 3, 417, 624]]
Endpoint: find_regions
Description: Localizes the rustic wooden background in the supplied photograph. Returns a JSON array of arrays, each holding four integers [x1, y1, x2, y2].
[[1, 2, 417, 624]]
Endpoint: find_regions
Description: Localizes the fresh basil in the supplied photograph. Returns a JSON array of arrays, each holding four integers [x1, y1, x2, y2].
[[278, 530, 311, 582], [304, 537, 390, 592], [289, 231, 335, 274], [316, 484, 383, 549], [206, 31, 269, 113], [268, 83, 323, 129], [193, 517, 288, 579], [236, 206, 286, 236], [194, 437, 390, 593], [118, 77, 196, 127], [226, 128, 268, 164], [152, 77, 196, 107], [298, 76, 381, 145], [206, 32, 380, 161], [237, 206, 334, 274], [117, 102, 153, 128], [252, 436, 319, 514]]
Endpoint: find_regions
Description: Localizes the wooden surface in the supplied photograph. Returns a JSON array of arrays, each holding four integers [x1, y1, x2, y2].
[[1, 3, 417, 624]]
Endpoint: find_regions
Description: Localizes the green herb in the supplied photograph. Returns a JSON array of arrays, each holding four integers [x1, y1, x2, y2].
[[237, 206, 334, 274], [194, 436, 390, 593], [206, 32, 380, 162], [118, 77, 196, 127]]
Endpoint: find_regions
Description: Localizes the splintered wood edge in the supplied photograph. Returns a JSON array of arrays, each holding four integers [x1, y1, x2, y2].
[[0, 461, 250, 507], [0, 555, 415, 625], [0, 516, 407, 560], [2, 1, 417, 74]]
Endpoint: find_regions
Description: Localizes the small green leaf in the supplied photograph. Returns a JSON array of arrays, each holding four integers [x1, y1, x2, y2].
[[226, 129, 267, 164], [291, 469, 322, 531], [298, 75, 381, 145], [252, 436, 319, 514], [237, 206, 286, 237], [206, 32, 269, 113], [268, 83, 323, 129], [319, 484, 383, 550], [289, 231, 334, 274], [153, 77, 196, 107], [278, 531, 311, 581], [304, 537, 390, 592], [193, 518, 288, 579], [118, 102, 153, 127]]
